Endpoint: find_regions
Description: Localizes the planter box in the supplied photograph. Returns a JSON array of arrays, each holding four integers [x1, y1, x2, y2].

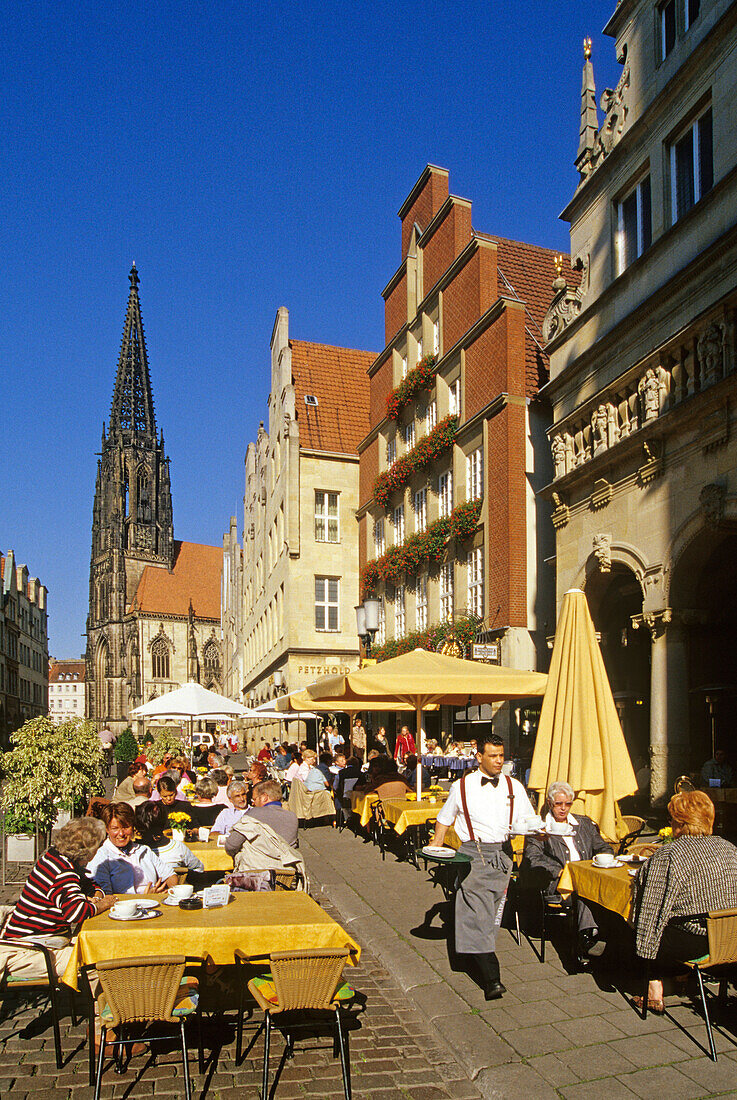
[[116, 762, 133, 783], [6, 833, 35, 862]]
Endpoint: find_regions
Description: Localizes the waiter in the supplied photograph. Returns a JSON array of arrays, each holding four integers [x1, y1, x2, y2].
[[431, 733, 534, 999]]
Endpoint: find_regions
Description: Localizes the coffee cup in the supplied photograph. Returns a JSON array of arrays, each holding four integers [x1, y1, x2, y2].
[[547, 820, 570, 835], [198, 827, 211, 842], [113, 899, 138, 918], [524, 815, 543, 830], [594, 852, 616, 867], [169, 884, 194, 901]]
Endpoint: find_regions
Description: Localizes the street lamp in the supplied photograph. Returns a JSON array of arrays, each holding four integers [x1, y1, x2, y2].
[[355, 597, 380, 658], [272, 669, 287, 694]]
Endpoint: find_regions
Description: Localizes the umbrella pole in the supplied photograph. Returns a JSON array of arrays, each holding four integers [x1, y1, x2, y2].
[[190, 716, 194, 770], [416, 701, 423, 801]]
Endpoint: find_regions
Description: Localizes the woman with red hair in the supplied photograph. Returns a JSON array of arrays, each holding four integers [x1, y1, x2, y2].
[[633, 790, 737, 1012]]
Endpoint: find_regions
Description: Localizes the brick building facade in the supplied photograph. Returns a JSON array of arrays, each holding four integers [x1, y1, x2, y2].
[[358, 165, 568, 747], [0, 550, 48, 745]]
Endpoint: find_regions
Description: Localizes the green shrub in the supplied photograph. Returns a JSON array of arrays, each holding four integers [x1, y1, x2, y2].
[[114, 729, 139, 762], [147, 726, 187, 765]]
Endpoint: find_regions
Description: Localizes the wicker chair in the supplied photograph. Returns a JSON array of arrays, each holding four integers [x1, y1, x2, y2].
[[538, 890, 579, 966], [617, 815, 645, 855], [368, 799, 394, 861], [236, 947, 355, 1100], [0, 905, 70, 1068], [640, 908, 737, 1061], [84, 955, 203, 1099]]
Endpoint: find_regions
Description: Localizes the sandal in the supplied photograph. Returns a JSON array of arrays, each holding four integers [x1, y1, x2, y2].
[[632, 995, 665, 1015]]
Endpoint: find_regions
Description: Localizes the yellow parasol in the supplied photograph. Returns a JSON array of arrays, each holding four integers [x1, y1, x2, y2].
[[528, 589, 638, 842], [276, 648, 547, 797]]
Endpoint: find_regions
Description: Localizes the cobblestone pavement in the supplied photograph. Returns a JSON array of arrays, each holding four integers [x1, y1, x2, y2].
[[0, 877, 481, 1099], [299, 825, 737, 1099]]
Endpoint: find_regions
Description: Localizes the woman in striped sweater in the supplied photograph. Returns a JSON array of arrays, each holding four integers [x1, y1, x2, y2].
[[2, 817, 115, 980]]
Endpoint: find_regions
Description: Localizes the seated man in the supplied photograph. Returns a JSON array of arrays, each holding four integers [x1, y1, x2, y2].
[[125, 774, 152, 808], [701, 748, 733, 788], [273, 742, 292, 770], [226, 779, 299, 852], [257, 742, 273, 762], [523, 780, 612, 956], [210, 781, 248, 835]]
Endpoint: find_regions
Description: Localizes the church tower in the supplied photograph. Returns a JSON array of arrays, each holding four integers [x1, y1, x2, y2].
[[86, 265, 174, 730]]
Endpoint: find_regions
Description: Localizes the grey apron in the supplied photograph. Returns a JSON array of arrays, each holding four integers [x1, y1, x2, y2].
[[455, 841, 512, 954]]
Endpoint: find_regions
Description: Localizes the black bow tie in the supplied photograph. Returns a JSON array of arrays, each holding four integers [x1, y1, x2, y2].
[[481, 775, 500, 788]]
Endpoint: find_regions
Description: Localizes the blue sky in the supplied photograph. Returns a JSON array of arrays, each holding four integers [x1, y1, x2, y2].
[[2, 1, 621, 660]]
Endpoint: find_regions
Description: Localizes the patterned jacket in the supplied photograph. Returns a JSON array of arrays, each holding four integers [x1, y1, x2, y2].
[[633, 834, 737, 959]]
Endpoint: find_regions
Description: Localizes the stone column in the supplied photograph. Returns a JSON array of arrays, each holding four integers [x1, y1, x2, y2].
[[649, 616, 690, 803]]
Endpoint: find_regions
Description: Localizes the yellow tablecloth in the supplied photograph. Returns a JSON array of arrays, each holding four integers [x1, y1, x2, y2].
[[349, 790, 378, 828], [557, 859, 636, 922], [188, 840, 233, 872], [381, 797, 446, 835], [62, 891, 360, 990]]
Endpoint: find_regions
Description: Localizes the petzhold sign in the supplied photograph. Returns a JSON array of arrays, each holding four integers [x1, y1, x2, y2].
[[295, 663, 355, 677]]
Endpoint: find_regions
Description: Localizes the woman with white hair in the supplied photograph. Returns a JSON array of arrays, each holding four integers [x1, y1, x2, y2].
[[523, 780, 613, 956]]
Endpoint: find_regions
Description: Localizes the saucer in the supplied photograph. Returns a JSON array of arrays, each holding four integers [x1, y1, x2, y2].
[[592, 858, 621, 869], [109, 909, 162, 921]]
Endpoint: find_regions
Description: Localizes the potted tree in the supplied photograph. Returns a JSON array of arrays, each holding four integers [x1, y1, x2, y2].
[[1, 716, 104, 861], [114, 727, 139, 783]]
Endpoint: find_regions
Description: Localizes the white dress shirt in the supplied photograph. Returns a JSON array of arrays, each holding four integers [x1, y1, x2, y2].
[[437, 770, 534, 843]]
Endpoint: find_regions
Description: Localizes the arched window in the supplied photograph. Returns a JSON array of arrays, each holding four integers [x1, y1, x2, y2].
[[137, 468, 151, 523], [203, 639, 221, 683], [95, 639, 110, 720], [151, 637, 170, 680]]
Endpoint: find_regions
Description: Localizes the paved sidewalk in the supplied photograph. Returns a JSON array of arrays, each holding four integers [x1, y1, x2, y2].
[[0, 877, 480, 1099], [299, 825, 737, 1099]]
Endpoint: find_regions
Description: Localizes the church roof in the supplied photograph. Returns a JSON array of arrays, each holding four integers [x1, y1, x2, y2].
[[130, 540, 222, 620], [290, 340, 373, 454]]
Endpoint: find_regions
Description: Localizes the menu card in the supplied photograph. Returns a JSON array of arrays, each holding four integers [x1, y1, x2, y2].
[[202, 884, 231, 908]]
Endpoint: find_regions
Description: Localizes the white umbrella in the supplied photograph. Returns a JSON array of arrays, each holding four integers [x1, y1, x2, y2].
[[130, 682, 253, 761]]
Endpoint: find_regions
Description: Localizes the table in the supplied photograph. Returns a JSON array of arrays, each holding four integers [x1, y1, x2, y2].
[[188, 840, 233, 873], [416, 847, 471, 899], [557, 859, 637, 922], [420, 755, 476, 772], [62, 892, 360, 991], [381, 796, 447, 836], [349, 789, 378, 829]]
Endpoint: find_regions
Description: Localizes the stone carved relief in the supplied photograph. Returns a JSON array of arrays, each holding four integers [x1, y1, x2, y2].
[[551, 492, 570, 530], [591, 405, 608, 454], [593, 533, 611, 572], [637, 440, 663, 486], [578, 62, 630, 182], [542, 254, 589, 344], [697, 322, 727, 386], [631, 608, 672, 640], [700, 483, 725, 527], [552, 434, 566, 479], [591, 478, 612, 510], [638, 367, 667, 422]]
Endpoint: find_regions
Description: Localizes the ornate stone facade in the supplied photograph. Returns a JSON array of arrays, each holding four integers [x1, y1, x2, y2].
[[542, 0, 737, 801]]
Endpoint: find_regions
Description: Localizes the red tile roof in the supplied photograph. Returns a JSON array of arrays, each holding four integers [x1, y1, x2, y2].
[[491, 237, 577, 397], [130, 541, 222, 620], [290, 340, 374, 453], [49, 659, 85, 683]]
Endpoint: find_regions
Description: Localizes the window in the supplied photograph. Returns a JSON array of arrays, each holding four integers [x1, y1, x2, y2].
[[671, 108, 713, 223], [616, 175, 652, 273], [466, 448, 483, 501], [438, 470, 453, 518], [414, 488, 427, 532], [377, 599, 386, 646], [416, 337, 423, 361], [440, 562, 454, 620], [449, 378, 460, 416], [403, 421, 415, 450], [151, 637, 170, 680], [393, 505, 405, 543], [660, 0, 676, 59], [374, 517, 385, 557], [685, 0, 700, 30], [395, 585, 406, 638], [468, 548, 483, 617], [315, 576, 339, 631], [427, 400, 437, 431], [401, 355, 408, 379], [433, 320, 440, 356], [315, 490, 339, 542], [386, 437, 396, 466], [416, 574, 427, 631]]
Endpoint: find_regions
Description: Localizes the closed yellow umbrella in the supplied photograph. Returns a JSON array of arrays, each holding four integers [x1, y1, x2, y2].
[[528, 589, 638, 842], [277, 648, 547, 797]]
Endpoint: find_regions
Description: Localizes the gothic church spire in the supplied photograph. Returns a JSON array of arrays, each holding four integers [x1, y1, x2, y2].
[[109, 263, 156, 437]]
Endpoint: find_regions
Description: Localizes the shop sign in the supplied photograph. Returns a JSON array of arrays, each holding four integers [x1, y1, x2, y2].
[[473, 643, 500, 663]]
